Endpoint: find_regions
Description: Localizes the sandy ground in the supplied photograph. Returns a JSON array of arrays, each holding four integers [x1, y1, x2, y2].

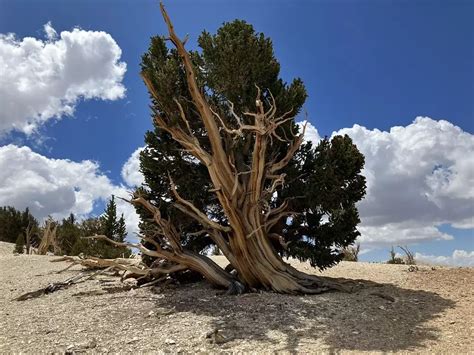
[[0, 241, 473, 354]]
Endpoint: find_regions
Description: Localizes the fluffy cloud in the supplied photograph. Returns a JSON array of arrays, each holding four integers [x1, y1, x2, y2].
[[0, 145, 138, 234], [358, 224, 453, 247], [298, 120, 321, 144], [414, 250, 474, 267], [0, 22, 126, 135], [121, 146, 145, 187], [121, 117, 473, 248], [333, 117, 474, 246]]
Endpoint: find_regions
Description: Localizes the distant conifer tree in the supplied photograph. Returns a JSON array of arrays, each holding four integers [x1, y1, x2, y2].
[[14, 233, 25, 254]]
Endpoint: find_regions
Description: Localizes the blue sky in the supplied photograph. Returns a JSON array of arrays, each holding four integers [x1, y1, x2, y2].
[[0, 0, 472, 265]]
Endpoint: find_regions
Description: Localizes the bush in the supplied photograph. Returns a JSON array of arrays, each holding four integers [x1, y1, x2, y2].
[[342, 243, 360, 262], [14, 233, 25, 254], [399, 245, 416, 265], [387, 246, 416, 265]]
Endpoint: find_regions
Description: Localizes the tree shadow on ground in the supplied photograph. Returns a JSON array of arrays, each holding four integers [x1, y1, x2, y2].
[[148, 277, 455, 353]]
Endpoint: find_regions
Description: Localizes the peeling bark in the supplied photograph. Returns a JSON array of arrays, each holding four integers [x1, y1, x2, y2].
[[93, 2, 347, 294]]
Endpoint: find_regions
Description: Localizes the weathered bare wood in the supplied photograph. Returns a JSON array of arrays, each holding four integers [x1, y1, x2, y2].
[[25, 219, 33, 255], [37, 219, 60, 255], [126, 2, 347, 294], [88, 2, 347, 294], [14, 268, 112, 301]]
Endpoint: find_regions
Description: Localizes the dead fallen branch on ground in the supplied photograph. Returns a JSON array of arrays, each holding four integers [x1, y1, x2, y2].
[[15, 253, 197, 301], [51, 255, 145, 275], [51, 253, 188, 283], [14, 267, 112, 301]]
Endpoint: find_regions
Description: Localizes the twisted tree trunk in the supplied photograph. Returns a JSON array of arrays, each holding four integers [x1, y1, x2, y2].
[[101, 3, 348, 294]]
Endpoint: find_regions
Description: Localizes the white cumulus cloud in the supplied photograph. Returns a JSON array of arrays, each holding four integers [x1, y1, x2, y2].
[[0, 22, 126, 135], [0, 145, 139, 235], [43, 22, 58, 41], [121, 146, 145, 187], [414, 250, 474, 267], [121, 117, 473, 250], [358, 223, 454, 247], [333, 117, 474, 246], [298, 120, 321, 145]]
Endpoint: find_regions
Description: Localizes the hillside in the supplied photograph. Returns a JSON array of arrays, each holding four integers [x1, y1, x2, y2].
[[0, 242, 472, 353]]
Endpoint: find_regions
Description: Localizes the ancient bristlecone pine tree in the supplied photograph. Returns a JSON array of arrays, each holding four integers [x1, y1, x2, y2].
[[98, 3, 366, 294]]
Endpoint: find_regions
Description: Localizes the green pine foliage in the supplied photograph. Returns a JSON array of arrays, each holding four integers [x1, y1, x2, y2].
[[57, 213, 82, 255], [138, 20, 366, 269], [387, 246, 405, 264], [98, 196, 131, 258], [0, 206, 38, 244], [115, 214, 130, 258], [70, 217, 103, 256], [116, 214, 127, 243], [1, 196, 131, 258], [14, 233, 25, 254]]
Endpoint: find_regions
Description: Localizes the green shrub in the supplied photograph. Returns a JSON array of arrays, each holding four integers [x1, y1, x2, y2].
[[14, 233, 25, 254], [387, 246, 416, 265]]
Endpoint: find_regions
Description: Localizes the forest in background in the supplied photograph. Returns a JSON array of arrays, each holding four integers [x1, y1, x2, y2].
[[0, 196, 130, 258]]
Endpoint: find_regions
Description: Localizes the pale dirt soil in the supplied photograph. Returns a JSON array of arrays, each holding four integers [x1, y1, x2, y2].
[[0, 241, 473, 354]]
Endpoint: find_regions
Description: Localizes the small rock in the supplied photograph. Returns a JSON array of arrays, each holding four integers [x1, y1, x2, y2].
[[127, 337, 139, 344], [73, 338, 97, 351], [165, 338, 176, 345], [378, 305, 386, 310], [205, 329, 228, 345], [449, 321, 456, 324], [148, 310, 155, 317], [352, 331, 359, 335]]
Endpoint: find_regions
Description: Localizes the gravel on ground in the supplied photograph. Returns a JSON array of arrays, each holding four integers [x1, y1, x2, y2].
[[0, 241, 472, 354]]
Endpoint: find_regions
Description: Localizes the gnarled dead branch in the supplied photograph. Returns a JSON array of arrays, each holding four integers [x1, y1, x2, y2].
[[37, 219, 60, 255]]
